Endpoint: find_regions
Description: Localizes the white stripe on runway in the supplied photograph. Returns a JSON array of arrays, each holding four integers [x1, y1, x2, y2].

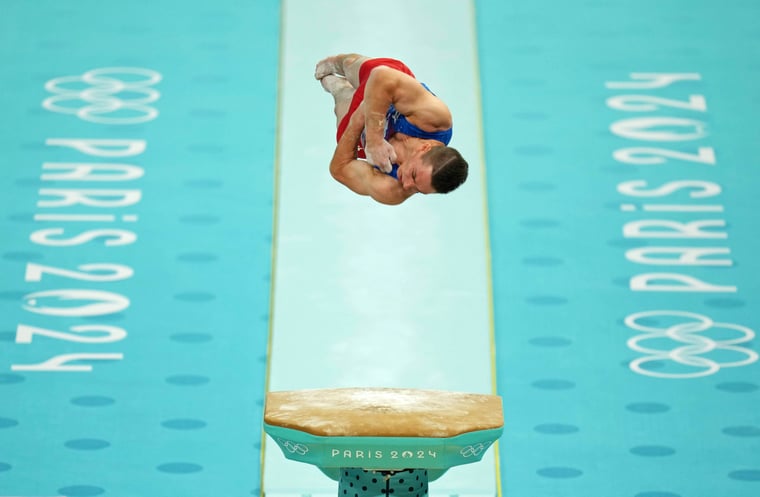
[[264, 1, 497, 495]]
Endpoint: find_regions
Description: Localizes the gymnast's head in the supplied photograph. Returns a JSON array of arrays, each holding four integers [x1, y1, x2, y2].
[[396, 143, 468, 195], [427, 145, 468, 194]]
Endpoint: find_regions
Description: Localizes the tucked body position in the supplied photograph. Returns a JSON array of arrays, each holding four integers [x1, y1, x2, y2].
[[316, 54, 468, 205]]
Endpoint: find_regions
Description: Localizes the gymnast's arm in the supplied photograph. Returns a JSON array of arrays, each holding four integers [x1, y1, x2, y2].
[[363, 66, 452, 141], [329, 106, 413, 206]]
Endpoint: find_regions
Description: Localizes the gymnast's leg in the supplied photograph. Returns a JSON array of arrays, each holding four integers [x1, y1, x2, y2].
[[320, 75, 355, 126]]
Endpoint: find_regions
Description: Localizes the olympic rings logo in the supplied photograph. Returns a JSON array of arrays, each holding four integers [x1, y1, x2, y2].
[[625, 310, 758, 379], [42, 67, 162, 124], [460, 442, 490, 458], [278, 438, 309, 456]]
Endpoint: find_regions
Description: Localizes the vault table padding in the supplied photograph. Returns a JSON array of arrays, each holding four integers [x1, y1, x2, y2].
[[264, 387, 504, 481]]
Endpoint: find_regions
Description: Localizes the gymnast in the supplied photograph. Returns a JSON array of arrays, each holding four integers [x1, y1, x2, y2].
[[316, 54, 468, 205]]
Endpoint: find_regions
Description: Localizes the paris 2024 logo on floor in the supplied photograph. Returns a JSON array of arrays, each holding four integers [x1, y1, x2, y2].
[[625, 310, 758, 379], [42, 67, 162, 124]]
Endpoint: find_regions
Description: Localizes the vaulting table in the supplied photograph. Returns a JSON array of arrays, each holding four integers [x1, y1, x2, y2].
[[264, 387, 504, 496]]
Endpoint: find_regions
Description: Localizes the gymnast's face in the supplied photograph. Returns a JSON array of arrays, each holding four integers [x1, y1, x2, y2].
[[396, 146, 436, 194]]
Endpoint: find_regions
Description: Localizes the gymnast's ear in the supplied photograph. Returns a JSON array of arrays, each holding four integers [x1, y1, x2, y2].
[[420, 141, 440, 156]]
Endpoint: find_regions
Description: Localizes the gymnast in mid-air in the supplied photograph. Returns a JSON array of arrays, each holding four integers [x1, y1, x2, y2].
[[316, 53, 468, 205]]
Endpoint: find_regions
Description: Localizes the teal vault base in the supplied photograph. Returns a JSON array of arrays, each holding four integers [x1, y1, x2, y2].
[[264, 423, 503, 486]]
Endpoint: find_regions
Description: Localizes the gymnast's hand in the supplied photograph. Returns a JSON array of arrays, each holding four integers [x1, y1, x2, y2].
[[364, 139, 396, 173]]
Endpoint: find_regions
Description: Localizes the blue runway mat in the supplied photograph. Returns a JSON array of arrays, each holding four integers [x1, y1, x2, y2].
[[0, 1, 279, 495]]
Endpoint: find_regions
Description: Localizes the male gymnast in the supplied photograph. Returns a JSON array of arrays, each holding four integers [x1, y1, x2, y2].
[[316, 53, 468, 205]]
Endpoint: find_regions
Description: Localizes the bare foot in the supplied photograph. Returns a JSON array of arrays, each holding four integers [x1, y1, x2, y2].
[[314, 56, 342, 80], [319, 74, 352, 95]]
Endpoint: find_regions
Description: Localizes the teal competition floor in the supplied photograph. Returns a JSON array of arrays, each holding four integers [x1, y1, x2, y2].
[[479, 1, 760, 496], [1, 1, 278, 496]]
